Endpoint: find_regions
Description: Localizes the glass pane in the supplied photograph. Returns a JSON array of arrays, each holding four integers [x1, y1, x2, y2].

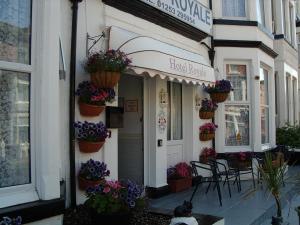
[[172, 83, 182, 140], [0, 70, 30, 188], [167, 82, 171, 141], [0, 0, 31, 64], [222, 0, 246, 17], [286, 75, 290, 122], [225, 105, 250, 146], [260, 68, 269, 106], [257, 0, 265, 26], [226, 64, 247, 101], [261, 107, 269, 144]]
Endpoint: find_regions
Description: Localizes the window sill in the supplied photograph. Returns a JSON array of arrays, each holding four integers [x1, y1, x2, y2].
[[0, 188, 39, 208], [0, 198, 65, 224]]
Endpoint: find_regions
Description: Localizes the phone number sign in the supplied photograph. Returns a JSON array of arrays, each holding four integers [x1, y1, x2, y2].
[[139, 0, 212, 35]]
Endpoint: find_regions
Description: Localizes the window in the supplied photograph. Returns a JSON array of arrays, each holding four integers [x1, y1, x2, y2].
[[289, 4, 294, 44], [293, 78, 297, 124], [286, 75, 290, 123], [260, 68, 269, 144], [222, 0, 246, 18], [167, 82, 182, 141], [282, 0, 287, 36], [0, 1, 32, 189], [257, 0, 265, 26], [225, 64, 250, 146]]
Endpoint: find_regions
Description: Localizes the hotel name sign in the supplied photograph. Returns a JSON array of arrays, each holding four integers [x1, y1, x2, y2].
[[139, 0, 212, 34]]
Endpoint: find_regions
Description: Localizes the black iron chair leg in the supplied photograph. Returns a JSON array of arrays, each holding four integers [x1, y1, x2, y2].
[[190, 183, 200, 202], [216, 180, 222, 206], [206, 181, 212, 194], [226, 176, 232, 197], [251, 168, 255, 188]]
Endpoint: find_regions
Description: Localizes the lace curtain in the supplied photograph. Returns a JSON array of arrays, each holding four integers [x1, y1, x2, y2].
[[0, 0, 31, 188], [0, 71, 30, 188]]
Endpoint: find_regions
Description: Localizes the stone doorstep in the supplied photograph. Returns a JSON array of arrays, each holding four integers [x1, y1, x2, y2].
[[148, 206, 224, 225]]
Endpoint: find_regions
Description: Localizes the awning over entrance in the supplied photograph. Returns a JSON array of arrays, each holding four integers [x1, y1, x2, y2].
[[109, 27, 215, 85]]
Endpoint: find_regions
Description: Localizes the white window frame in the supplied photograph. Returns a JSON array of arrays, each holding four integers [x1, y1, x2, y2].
[[167, 81, 183, 144], [221, 0, 248, 20], [260, 66, 270, 146], [0, 0, 40, 208], [224, 61, 252, 152]]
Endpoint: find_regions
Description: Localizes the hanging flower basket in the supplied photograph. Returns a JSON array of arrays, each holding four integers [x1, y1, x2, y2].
[[90, 71, 121, 88], [78, 102, 105, 117], [210, 92, 229, 103], [78, 140, 105, 153], [199, 111, 214, 119], [199, 133, 215, 141], [78, 176, 104, 191]]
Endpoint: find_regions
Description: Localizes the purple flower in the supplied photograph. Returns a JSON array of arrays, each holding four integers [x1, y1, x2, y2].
[[200, 98, 218, 112], [203, 79, 233, 94], [79, 159, 110, 181], [74, 121, 111, 142]]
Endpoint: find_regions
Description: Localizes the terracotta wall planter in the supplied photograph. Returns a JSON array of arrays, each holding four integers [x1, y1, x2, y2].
[[168, 177, 192, 193], [78, 176, 103, 191], [78, 140, 105, 153], [210, 92, 229, 103], [199, 111, 214, 119], [78, 102, 105, 117], [90, 71, 120, 88], [199, 133, 215, 141]]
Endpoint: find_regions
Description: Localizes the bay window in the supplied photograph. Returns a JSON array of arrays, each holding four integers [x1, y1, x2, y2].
[[222, 0, 246, 18], [0, 0, 34, 205], [167, 81, 183, 141], [260, 68, 269, 144], [225, 64, 250, 146]]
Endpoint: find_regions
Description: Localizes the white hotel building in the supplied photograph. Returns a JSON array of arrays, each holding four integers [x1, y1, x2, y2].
[[0, 0, 298, 224]]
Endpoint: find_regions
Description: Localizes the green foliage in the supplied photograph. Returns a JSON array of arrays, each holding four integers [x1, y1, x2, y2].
[[258, 152, 288, 217], [276, 124, 300, 148]]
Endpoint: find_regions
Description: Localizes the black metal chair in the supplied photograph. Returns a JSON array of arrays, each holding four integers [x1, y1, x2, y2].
[[226, 153, 255, 190], [189, 161, 223, 206], [209, 159, 241, 193]]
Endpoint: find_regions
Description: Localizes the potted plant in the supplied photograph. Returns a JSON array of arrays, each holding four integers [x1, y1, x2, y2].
[[85, 180, 145, 225], [0, 216, 22, 225], [199, 123, 218, 141], [76, 81, 115, 117], [84, 50, 132, 88], [199, 98, 218, 119], [167, 162, 192, 193], [63, 205, 92, 225], [78, 159, 110, 191], [258, 152, 288, 225], [200, 147, 217, 163], [74, 121, 111, 153], [203, 79, 233, 103]]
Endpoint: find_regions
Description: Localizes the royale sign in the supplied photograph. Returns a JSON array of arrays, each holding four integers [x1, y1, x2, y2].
[[139, 0, 212, 34]]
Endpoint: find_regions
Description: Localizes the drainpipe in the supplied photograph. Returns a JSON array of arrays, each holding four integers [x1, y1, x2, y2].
[[69, 0, 82, 208], [209, 0, 216, 150]]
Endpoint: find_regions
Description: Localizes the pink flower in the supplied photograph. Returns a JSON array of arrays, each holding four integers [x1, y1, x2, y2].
[[103, 186, 111, 193]]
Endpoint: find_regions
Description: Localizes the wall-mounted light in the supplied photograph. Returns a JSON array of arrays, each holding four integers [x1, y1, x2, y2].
[[159, 88, 168, 108], [195, 94, 201, 111]]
